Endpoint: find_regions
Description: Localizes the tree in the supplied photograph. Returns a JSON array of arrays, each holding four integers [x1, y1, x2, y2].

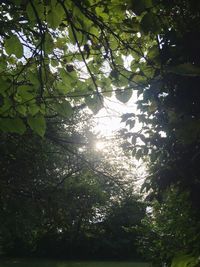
[[0, 111, 91, 255], [97, 195, 146, 260], [119, 0, 200, 265], [0, 0, 150, 136], [0, 107, 143, 258], [2, 0, 200, 264], [137, 188, 200, 265]]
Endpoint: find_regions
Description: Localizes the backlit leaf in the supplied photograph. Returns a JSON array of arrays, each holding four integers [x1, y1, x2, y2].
[[5, 35, 23, 58], [55, 101, 73, 117], [44, 33, 54, 54], [85, 94, 103, 114], [115, 89, 132, 103], [17, 85, 35, 101], [47, 0, 65, 29], [28, 104, 40, 116], [27, 114, 46, 137]]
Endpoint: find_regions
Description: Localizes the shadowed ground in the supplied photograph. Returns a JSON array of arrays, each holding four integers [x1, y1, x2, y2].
[[0, 259, 151, 267]]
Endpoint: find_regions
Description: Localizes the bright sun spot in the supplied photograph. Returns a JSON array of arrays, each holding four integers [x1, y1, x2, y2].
[[94, 92, 140, 136], [93, 92, 147, 189], [95, 141, 105, 150]]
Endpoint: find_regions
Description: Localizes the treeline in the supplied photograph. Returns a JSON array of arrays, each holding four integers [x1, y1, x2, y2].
[[0, 113, 145, 260]]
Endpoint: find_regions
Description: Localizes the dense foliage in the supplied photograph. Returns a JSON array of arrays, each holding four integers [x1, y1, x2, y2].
[[0, 0, 150, 136], [120, 0, 200, 265], [0, 111, 145, 259], [0, 0, 149, 259], [137, 189, 200, 265], [1, 0, 200, 266]]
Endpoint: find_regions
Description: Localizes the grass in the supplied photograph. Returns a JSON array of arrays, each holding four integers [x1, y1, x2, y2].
[[0, 259, 151, 267]]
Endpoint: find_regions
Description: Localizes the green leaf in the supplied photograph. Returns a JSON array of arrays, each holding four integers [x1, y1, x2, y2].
[[85, 94, 103, 114], [0, 117, 26, 134], [16, 85, 35, 101], [95, 7, 104, 16], [26, 2, 45, 22], [16, 105, 27, 116], [89, 26, 100, 38], [132, 74, 147, 85], [115, 56, 123, 66], [141, 12, 160, 34], [135, 149, 143, 160], [109, 36, 119, 50], [68, 26, 85, 45], [121, 113, 135, 122], [0, 58, 7, 72], [148, 45, 159, 59], [0, 98, 12, 114], [131, 135, 137, 145], [5, 35, 23, 58], [39, 103, 46, 114], [27, 114, 46, 137], [131, 0, 153, 15], [47, 0, 65, 29], [115, 89, 132, 103], [51, 58, 59, 67], [148, 101, 157, 113], [55, 81, 71, 94], [55, 101, 73, 117], [95, 6, 109, 20], [44, 32, 54, 54], [27, 72, 40, 87], [168, 63, 200, 76], [28, 104, 40, 116], [60, 68, 77, 84], [98, 77, 112, 97], [26, 3, 35, 21], [171, 254, 199, 267], [126, 119, 135, 129], [0, 78, 10, 96]]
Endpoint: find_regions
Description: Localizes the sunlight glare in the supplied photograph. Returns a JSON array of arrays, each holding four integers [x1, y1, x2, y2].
[[94, 92, 140, 136], [95, 141, 105, 150]]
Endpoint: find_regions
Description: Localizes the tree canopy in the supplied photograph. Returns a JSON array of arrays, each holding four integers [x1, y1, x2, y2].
[[1, 0, 200, 266], [0, 0, 147, 135]]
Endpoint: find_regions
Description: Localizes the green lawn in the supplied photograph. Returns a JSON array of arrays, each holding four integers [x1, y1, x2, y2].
[[0, 259, 151, 267]]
